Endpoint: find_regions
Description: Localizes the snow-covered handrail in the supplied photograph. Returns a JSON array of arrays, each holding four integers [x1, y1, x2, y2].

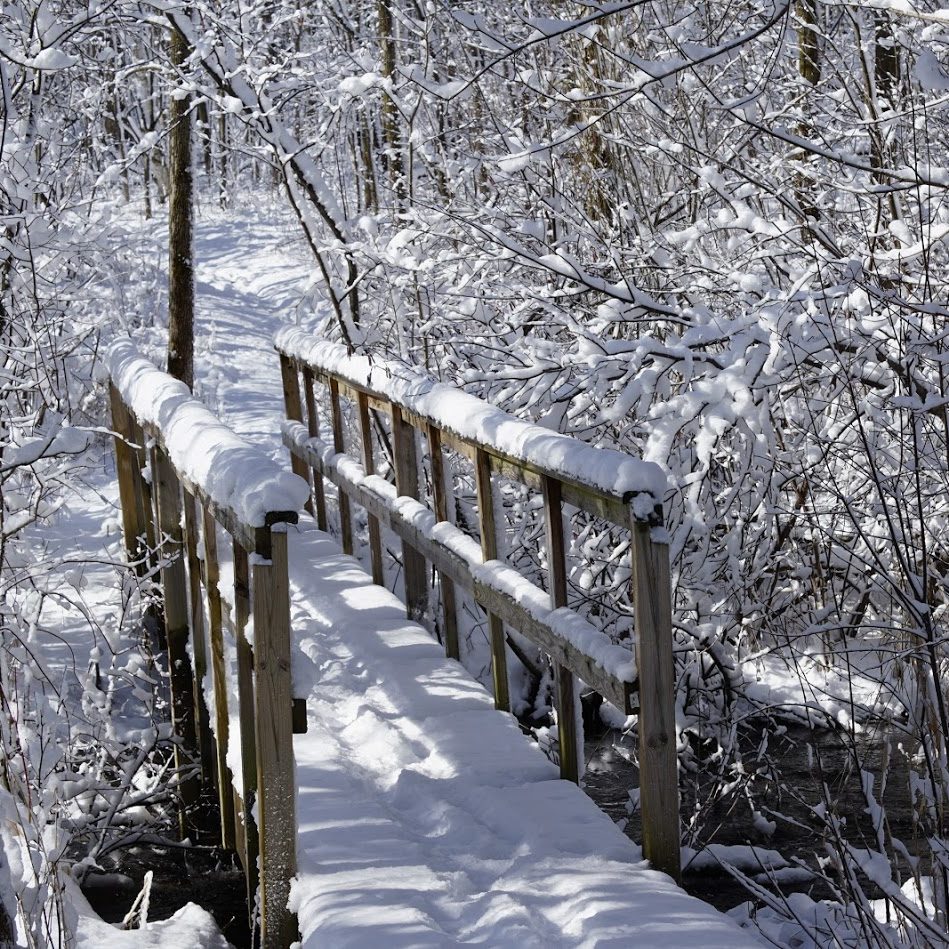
[[106, 340, 304, 945], [108, 340, 309, 546], [275, 327, 667, 523], [275, 328, 681, 883]]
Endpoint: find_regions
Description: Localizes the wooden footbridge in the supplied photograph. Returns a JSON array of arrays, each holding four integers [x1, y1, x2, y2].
[[105, 334, 741, 948]]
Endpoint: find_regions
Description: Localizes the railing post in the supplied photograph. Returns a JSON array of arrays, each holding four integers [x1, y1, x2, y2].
[[151, 444, 200, 836], [391, 406, 428, 623], [329, 379, 353, 555], [252, 528, 298, 948], [427, 424, 460, 660], [542, 475, 580, 784], [109, 384, 145, 567], [474, 448, 510, 712], [357, 392, 384, 585], [631, 517, 680, 882]]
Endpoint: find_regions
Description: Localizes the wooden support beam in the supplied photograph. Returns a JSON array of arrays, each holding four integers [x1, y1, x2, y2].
[[631, 521, 680, 882], [542, 476, 580, 784], [427, 424, 459, 661], [202, 507, 236, 850], [152, 445, 200, 837], [232, 540, 259, 919], [391, 407, 428, 623], [302, 367, 328, 531], [280, 354, 313, 517], [357, 392, 384, 585], [329, 379, 353, 555], [252, 530, 298, 948], [475, 448, 510, 712]]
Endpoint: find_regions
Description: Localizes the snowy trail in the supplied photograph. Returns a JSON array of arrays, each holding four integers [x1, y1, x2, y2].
[[186, 210, 763, 946], [192, 212, 314, 446]]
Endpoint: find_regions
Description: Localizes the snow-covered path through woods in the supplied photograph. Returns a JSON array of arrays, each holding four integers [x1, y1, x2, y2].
[[188, 210, 763, 947]]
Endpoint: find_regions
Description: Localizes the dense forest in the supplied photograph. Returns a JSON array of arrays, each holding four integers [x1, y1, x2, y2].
[[5, 1, 949, 945]]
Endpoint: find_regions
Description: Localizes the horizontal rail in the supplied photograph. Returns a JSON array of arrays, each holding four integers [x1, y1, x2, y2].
[[282, 421, 635, 712], [274, 334, 665, 527]]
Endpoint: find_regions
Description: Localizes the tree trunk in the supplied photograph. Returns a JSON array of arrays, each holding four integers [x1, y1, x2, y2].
[[794, 0, 820, 223], [377, 0, 405, 205], [167, 19, 194, 390]]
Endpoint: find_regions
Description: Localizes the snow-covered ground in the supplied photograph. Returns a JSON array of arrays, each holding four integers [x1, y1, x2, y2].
[[122, 205, 761, 945]]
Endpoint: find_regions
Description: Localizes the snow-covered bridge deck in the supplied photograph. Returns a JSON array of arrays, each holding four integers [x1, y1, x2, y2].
[[282, 516, 761, 947], [104, 217, 763, 947], [107, 340, 761, 947]]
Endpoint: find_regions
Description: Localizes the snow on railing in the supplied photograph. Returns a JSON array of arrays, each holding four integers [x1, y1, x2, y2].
[[275, 327, 668, 520], [106, 341, 304, 946], [274, 328, 681, 884], [108, 340, 308, 533]]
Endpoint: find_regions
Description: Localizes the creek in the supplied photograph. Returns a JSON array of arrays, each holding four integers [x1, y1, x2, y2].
[[584, 720, 925, 914]]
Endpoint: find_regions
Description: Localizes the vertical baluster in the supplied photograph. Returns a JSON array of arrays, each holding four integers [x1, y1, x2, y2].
[[392, 406, 428, 622], [475, 448, 510, 712], [108, 385, 145, 566], [182, 490, 216, 802], [233, 540, 259, 919], [128, 417, 158, 566], [152, 445, 199, 835], [202, 508, 235, 849], [279, 355, 313, 517], [302, 367, 328, 531]]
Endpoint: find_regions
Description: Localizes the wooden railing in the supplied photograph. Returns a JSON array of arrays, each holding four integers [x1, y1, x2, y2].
[[275, 333, 681, 881], [108, 348, 304, 948]]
